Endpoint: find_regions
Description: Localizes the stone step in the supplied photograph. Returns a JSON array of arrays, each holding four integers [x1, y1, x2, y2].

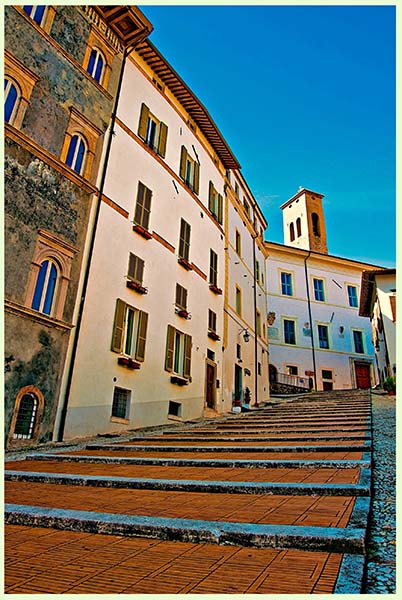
[[5, 469, 371, 496], [27, 452, 372, 469], [4, 502, 368, 553], [86, 443, 371, 453]]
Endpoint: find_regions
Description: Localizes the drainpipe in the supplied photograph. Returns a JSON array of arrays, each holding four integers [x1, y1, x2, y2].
[[304, 250, 317, 391], [56, 46, 131, 441], [252, 224, 259, 407]]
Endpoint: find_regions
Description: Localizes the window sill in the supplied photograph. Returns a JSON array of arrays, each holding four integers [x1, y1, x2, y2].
[[5, 300, 73, 331], [208, 330, 220, 341], [168, 414, 184, 422], [170, 375, 189, 386], [117, 356, 141, 369], [209, 284, 222, 295], [133, 224, 153, 239], [126, 280, 148, 294], [110, 416, 130, 424], [178, 258, 193, 271]]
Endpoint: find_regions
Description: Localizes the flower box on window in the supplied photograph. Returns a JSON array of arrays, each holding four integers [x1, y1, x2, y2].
[[170, 375, 189, 386], [178, 258, 193, 271], [126, 280, 148, 294], [176, 308, 191, 320], [209, 284, 222, 295], [117, 356, 141, 370], [133, 224, 152, 239], [208, 330, 220, 341]]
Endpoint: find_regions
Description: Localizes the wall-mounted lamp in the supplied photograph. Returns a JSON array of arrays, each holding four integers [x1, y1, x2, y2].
[[239, 327, 250, 343]]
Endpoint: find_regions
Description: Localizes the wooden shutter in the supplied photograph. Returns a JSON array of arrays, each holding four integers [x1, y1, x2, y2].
[[128, 253, 144, 284], [208, 181, 214, 212], [111, 299, 126, 353], [158, 122, 168, 157], [142, 185, 152, 230], [134, 182, 145, 226], [210, 250, 217, 285], [179, 219, 190, 260], [193, 161, 200, 195], [135, 310, 148, 362], [217, 193, 223, 224], [179, 146, 187, 180], [209, 309, 216, 332], [183, 334, 192, 378], [138, 103, 149, 140], [165, 325, 175, 372], [134, 182, 152, 229], [176, 284, 187, 309]]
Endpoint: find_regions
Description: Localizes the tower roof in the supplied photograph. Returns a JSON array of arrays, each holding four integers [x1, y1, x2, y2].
[[280, 188, 324, 210]]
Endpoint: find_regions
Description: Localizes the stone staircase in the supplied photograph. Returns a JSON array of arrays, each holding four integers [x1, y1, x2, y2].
[[5, 389, 372, 593]]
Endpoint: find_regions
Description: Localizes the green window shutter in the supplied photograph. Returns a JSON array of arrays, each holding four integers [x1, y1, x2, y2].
[[135, 310, 148, 362], [134, 182, 145, 226], [111, 299, 126, 353], [128, 254, 144, 284], [165, 325, 175, 372], [208, 181, 214, 212], [183, 334, 192, 378], [210, 249, 218, 285], [218, 193, 223, 224], [142, 186, 152, 230], [193, 161, 200, 195], [176, 284, 187, 309], [179, 219, 190, 260], [158, 122, 168, 157], [128, 253, 136, 279], [179, 146, 187, 180], [138, 103, 149, 140]]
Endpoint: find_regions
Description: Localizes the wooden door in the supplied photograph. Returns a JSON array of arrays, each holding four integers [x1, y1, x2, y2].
[[355, 363, 371, 389], [206, 363, 216, 409]]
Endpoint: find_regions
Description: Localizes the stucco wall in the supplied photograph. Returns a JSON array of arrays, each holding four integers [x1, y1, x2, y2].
[[62, 56, 227, 439]]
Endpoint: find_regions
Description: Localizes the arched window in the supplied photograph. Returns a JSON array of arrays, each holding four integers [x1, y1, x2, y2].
[[31, 259, 59, 315], [296, 217, 302, 237], [23, 5, 47, 26], [4, 78, 20, 124], [13, 392, 39, 439], [289, 222, 295, 242], [86, 48, 105, 84], [65, 133, 87, 175], [312, 212, 321, 237]]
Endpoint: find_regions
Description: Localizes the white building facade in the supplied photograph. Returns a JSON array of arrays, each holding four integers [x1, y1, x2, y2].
[[266, 188, 381, 392], [359, 269, 396, 384], [223, 171, 269, 409], [57, 36, 269, 439]]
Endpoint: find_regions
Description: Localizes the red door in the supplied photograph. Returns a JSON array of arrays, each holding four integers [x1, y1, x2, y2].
[[355, 363, 371, 389]]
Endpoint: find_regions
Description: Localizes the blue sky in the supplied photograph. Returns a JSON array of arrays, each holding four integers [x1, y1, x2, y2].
[[140, 4, 396, 268]]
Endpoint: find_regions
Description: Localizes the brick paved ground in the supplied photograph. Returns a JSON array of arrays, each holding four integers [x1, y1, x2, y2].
[[5, 525, 343, 594], [5, 389, 373, 593]]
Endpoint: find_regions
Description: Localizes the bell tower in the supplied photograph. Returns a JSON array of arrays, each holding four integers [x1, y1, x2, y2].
[[280, 188, 328, 254]]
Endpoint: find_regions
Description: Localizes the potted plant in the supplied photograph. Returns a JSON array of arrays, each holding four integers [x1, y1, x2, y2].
[[383, 376, 396, 395]]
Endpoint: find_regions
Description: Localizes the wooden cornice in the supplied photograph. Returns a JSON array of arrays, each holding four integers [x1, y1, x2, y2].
[[134, 39, 240, 171]]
